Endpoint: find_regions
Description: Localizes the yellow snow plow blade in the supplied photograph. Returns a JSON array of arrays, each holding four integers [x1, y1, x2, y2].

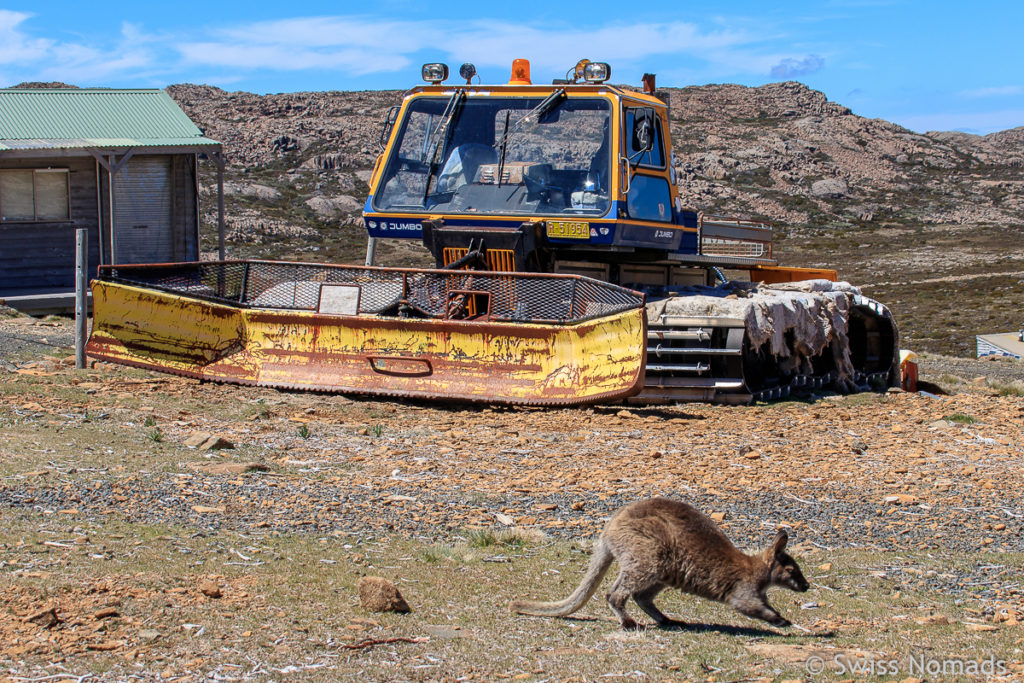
[[86, 261, 646, 406]]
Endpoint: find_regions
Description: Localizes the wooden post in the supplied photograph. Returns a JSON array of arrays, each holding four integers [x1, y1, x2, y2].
[[75, 229, 88, 369]]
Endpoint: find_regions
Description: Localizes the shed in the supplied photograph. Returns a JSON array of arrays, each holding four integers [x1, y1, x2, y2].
[[0, 88, 225, 311]]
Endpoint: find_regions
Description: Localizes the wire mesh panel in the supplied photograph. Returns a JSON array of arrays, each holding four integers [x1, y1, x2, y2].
[[100, 261, 643, 325]]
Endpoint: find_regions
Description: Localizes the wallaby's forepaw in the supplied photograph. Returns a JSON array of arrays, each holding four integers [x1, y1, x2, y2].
[[655, 618, 688, 630], [771, 616, 791, 628], [620, 617, 639, 631]]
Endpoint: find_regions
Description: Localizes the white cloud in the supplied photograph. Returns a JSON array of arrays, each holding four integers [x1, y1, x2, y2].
[[0, 14, 162, 86], [958, 85, 1023, 99], [0, 11, 53, 65], [770, 54, 825, 79], [0, 11, 840, 92], [178, 42, 410, 75], [175, 16, 759, 79]]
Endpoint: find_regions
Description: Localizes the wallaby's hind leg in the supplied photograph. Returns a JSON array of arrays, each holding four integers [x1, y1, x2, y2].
[[607, 570, 660, 630], [606, 571, 637, 629], [632, 584, 680, 627]]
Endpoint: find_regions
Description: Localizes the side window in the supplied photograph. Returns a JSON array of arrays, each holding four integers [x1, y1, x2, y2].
[[624, 109, 665, 168], [375, 108, 435, 208], [627, 175, 672, 222], [0, 169, 70, 222]]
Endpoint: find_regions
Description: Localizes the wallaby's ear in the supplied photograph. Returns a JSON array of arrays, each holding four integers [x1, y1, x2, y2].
[[764, 529, 788, 562]]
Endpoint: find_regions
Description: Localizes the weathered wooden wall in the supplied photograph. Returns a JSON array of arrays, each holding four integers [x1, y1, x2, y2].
[[1, 152, 200, 295], [0, 157, 101, 293]]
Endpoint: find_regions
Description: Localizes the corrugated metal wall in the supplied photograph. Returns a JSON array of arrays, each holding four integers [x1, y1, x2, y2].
[[113, 156, 172, 263]]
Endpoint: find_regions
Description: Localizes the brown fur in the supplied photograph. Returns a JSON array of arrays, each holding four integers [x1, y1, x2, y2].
[[509, 498, 809, 629]]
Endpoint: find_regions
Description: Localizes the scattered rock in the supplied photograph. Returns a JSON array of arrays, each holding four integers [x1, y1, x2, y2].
[[305, 194, 363, 218], [884, 494, 919, 505], [709, 512, 727, 522], [200, 581, 223, 599], [224, 181, 281, 201], [137, 629, 162, 641], [357, 576, 411, 613], [24, 607, 59, 628], [199, 436, 235, 451], [184, 431, 213, 448], [183, 432, 234, 450], [914, 614, 949, 625], [93, 607, 119, 619], [964, 622, 999, 632], [810, 177, 849, 198]]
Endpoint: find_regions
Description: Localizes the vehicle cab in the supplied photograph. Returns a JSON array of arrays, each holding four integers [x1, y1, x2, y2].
[[364, 59, 698, 272]]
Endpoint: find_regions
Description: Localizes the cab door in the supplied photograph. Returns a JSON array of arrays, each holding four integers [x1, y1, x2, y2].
[[621, 106, 674, 224]]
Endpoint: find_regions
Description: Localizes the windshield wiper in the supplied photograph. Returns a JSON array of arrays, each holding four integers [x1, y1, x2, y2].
[[422, 90, 467, 203], [496, 89, 565, 187]]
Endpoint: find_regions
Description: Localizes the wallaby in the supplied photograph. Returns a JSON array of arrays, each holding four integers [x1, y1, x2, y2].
[[510, 498, 809, 630]]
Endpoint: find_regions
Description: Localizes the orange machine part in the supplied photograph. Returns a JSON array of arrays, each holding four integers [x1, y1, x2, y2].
[[747, 265, 838, 284]]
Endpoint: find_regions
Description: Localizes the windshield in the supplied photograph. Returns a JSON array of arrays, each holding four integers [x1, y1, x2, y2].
[[373, 95, 612, 217]]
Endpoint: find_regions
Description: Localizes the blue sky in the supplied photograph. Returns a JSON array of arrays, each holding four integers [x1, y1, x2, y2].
[[1, 1, 1022, 134]]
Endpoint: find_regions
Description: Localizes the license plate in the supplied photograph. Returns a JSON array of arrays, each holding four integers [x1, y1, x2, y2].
[[546, 221, 590, 240]]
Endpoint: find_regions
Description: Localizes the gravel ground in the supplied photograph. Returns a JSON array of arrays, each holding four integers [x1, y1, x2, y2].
[[0, 467, 1018, 556], [0, 309, 79, 368], [2, 310, 1022, 560]]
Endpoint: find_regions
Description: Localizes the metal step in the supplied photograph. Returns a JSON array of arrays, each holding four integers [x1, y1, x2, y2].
[[647, 345, 742, 356], [645, 362, 711, 373], [647, 329, 711, 342], [644, 376, 744, 389], [655, 315, 746, 328]]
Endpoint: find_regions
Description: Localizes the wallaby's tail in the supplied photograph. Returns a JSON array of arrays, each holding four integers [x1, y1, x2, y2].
[[509, 538, 613, 617]]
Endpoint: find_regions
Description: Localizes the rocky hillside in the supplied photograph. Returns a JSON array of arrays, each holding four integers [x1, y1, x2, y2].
[[668, 83, 1023, 228], [167, 81, 1024, 252]]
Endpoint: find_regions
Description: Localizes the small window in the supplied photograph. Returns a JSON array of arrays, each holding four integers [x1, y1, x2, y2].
[[0, 169, 70, 222], [624, 109, 665, 168]]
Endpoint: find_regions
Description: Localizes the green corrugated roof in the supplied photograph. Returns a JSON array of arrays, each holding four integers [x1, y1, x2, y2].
[[0, 88, 220, 151]]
